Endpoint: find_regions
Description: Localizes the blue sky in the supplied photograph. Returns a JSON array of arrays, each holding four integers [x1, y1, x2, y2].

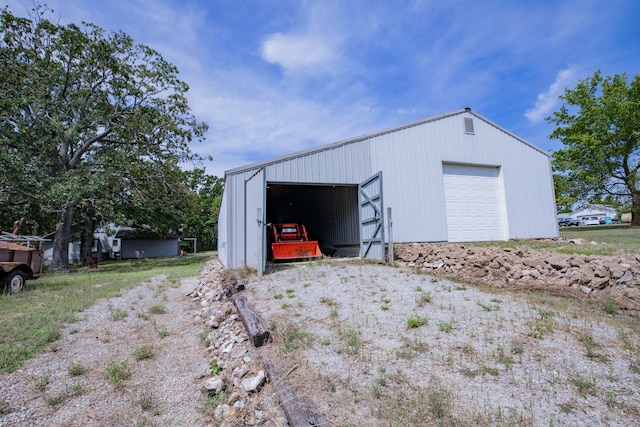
[[5, 0, 640, 177]]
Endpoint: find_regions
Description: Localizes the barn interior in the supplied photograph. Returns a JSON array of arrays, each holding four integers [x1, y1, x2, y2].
[[265, 183, 360, 257]]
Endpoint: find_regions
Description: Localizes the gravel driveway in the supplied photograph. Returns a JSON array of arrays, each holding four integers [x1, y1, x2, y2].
[[247, 259, 640, 426]]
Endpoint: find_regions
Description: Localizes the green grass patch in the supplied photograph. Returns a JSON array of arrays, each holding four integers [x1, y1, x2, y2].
[[0, 253, 210, 374], [477, 301, 500, 312], [603, 296, 618, 315], [438, 321, 455, 333], [577, 330, 609, 363], [337, 326, 360, 354], [407, 314, 429, 328], [473, 225, 640, 256], [148, 304, 167, 315], [45, 383, 84, 407], [279, 324, 314, 353], [110, 309, 128, 321], [572, 375, 597, 395]]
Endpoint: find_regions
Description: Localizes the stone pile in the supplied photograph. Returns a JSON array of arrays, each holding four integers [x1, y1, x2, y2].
[[394, 242, 640, 314], [188, 259, 288, 427]]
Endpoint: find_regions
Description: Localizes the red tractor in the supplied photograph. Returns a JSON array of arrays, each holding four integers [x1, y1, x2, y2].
[[268, 223, 322, 261]]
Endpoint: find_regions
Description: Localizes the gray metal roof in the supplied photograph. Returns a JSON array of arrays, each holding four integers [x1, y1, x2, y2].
[[224, 108, 549, 176]]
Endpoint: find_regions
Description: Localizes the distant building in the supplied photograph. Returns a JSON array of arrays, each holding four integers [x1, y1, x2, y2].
[[114, 227, 180, 259], [43, 225, 181, 264], [572, 205, 617, 221]]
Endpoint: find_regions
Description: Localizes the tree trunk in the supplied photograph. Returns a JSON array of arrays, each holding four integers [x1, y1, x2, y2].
[[81, 212, 95, 263], [50, 205, 74, 271], [632, 191, 640, 227]]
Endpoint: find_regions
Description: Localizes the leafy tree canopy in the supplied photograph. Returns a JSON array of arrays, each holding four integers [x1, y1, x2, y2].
[[548, 70, 640, 224], [0, 6, 208, 268], [180, 169, 223, 252]]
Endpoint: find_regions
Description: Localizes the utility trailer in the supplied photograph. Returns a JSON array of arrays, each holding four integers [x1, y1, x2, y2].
[[268, 223, 322, 262], [0, 235, 46, 293]]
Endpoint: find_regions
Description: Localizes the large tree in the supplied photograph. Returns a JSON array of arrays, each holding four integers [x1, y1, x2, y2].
[[0, 6, 207, 269], [548, 71, 640, 225], [180, 169, 223, 252]]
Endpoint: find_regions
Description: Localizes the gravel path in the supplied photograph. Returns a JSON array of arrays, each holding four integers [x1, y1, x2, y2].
[[0, 275, 211, 427], [248, 260, 640, 426]]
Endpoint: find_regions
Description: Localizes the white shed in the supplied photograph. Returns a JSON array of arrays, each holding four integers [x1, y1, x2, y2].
[[218, 108, 558, 271]]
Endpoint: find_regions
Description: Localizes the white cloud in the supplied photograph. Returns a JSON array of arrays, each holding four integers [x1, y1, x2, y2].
[[261, 33, 337, 71], [175, 62, 377, 177], [525, 68, 576, 123], [259, 2, 346, 74]]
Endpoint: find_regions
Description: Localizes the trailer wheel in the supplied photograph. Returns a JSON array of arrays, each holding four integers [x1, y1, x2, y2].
[[5, 270, 26, 293]]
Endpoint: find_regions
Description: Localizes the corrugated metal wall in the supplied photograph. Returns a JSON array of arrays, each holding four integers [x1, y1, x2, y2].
[[264, 141, 372, 183], [368, 113, 557, 243], [218, 110, 558, 269]]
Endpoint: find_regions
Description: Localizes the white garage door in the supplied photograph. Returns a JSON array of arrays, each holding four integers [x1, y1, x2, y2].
[[443, 164, 505, 242]]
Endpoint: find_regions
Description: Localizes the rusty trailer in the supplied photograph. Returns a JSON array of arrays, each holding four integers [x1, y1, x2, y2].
[[0, 234, 46, 293]]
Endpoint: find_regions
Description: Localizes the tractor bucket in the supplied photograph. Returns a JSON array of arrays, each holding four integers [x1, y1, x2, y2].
[[271, 241, 322, 261]]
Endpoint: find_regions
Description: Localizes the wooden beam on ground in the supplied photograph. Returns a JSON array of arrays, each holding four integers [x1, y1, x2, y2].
[[262, 359, 328, 427], [233, 294, 270, 347]]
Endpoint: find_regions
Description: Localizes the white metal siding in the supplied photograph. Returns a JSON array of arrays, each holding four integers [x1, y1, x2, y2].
[[442, 164, 505, 242], [369, 113, 557, 243], [217, 188, 228, 267], [245, 168, 265, 270], [218, 110, 558, 269], [264, 141, 373, 184]]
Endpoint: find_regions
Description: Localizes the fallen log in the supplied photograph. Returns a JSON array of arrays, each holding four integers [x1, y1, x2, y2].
[[234, 294, 270, 347], [262, 359, 328, 427]]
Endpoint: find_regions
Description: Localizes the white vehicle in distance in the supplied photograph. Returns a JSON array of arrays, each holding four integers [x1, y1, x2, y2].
[[583, 216, 600, 226]]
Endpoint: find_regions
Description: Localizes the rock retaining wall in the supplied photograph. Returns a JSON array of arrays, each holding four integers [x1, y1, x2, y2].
[[188, 258, 288, 427], [394, 242, 640, 314]]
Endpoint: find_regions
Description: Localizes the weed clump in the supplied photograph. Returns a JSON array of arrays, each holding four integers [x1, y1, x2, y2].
[[407, 314, 429, 328], [148, 304, 166, 315], [132, 345, 155, 360], [67, 361, 86, 376], [337, 326, 360, 354], [415, 292, 432, 307], [102, 360, 131, 387]]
